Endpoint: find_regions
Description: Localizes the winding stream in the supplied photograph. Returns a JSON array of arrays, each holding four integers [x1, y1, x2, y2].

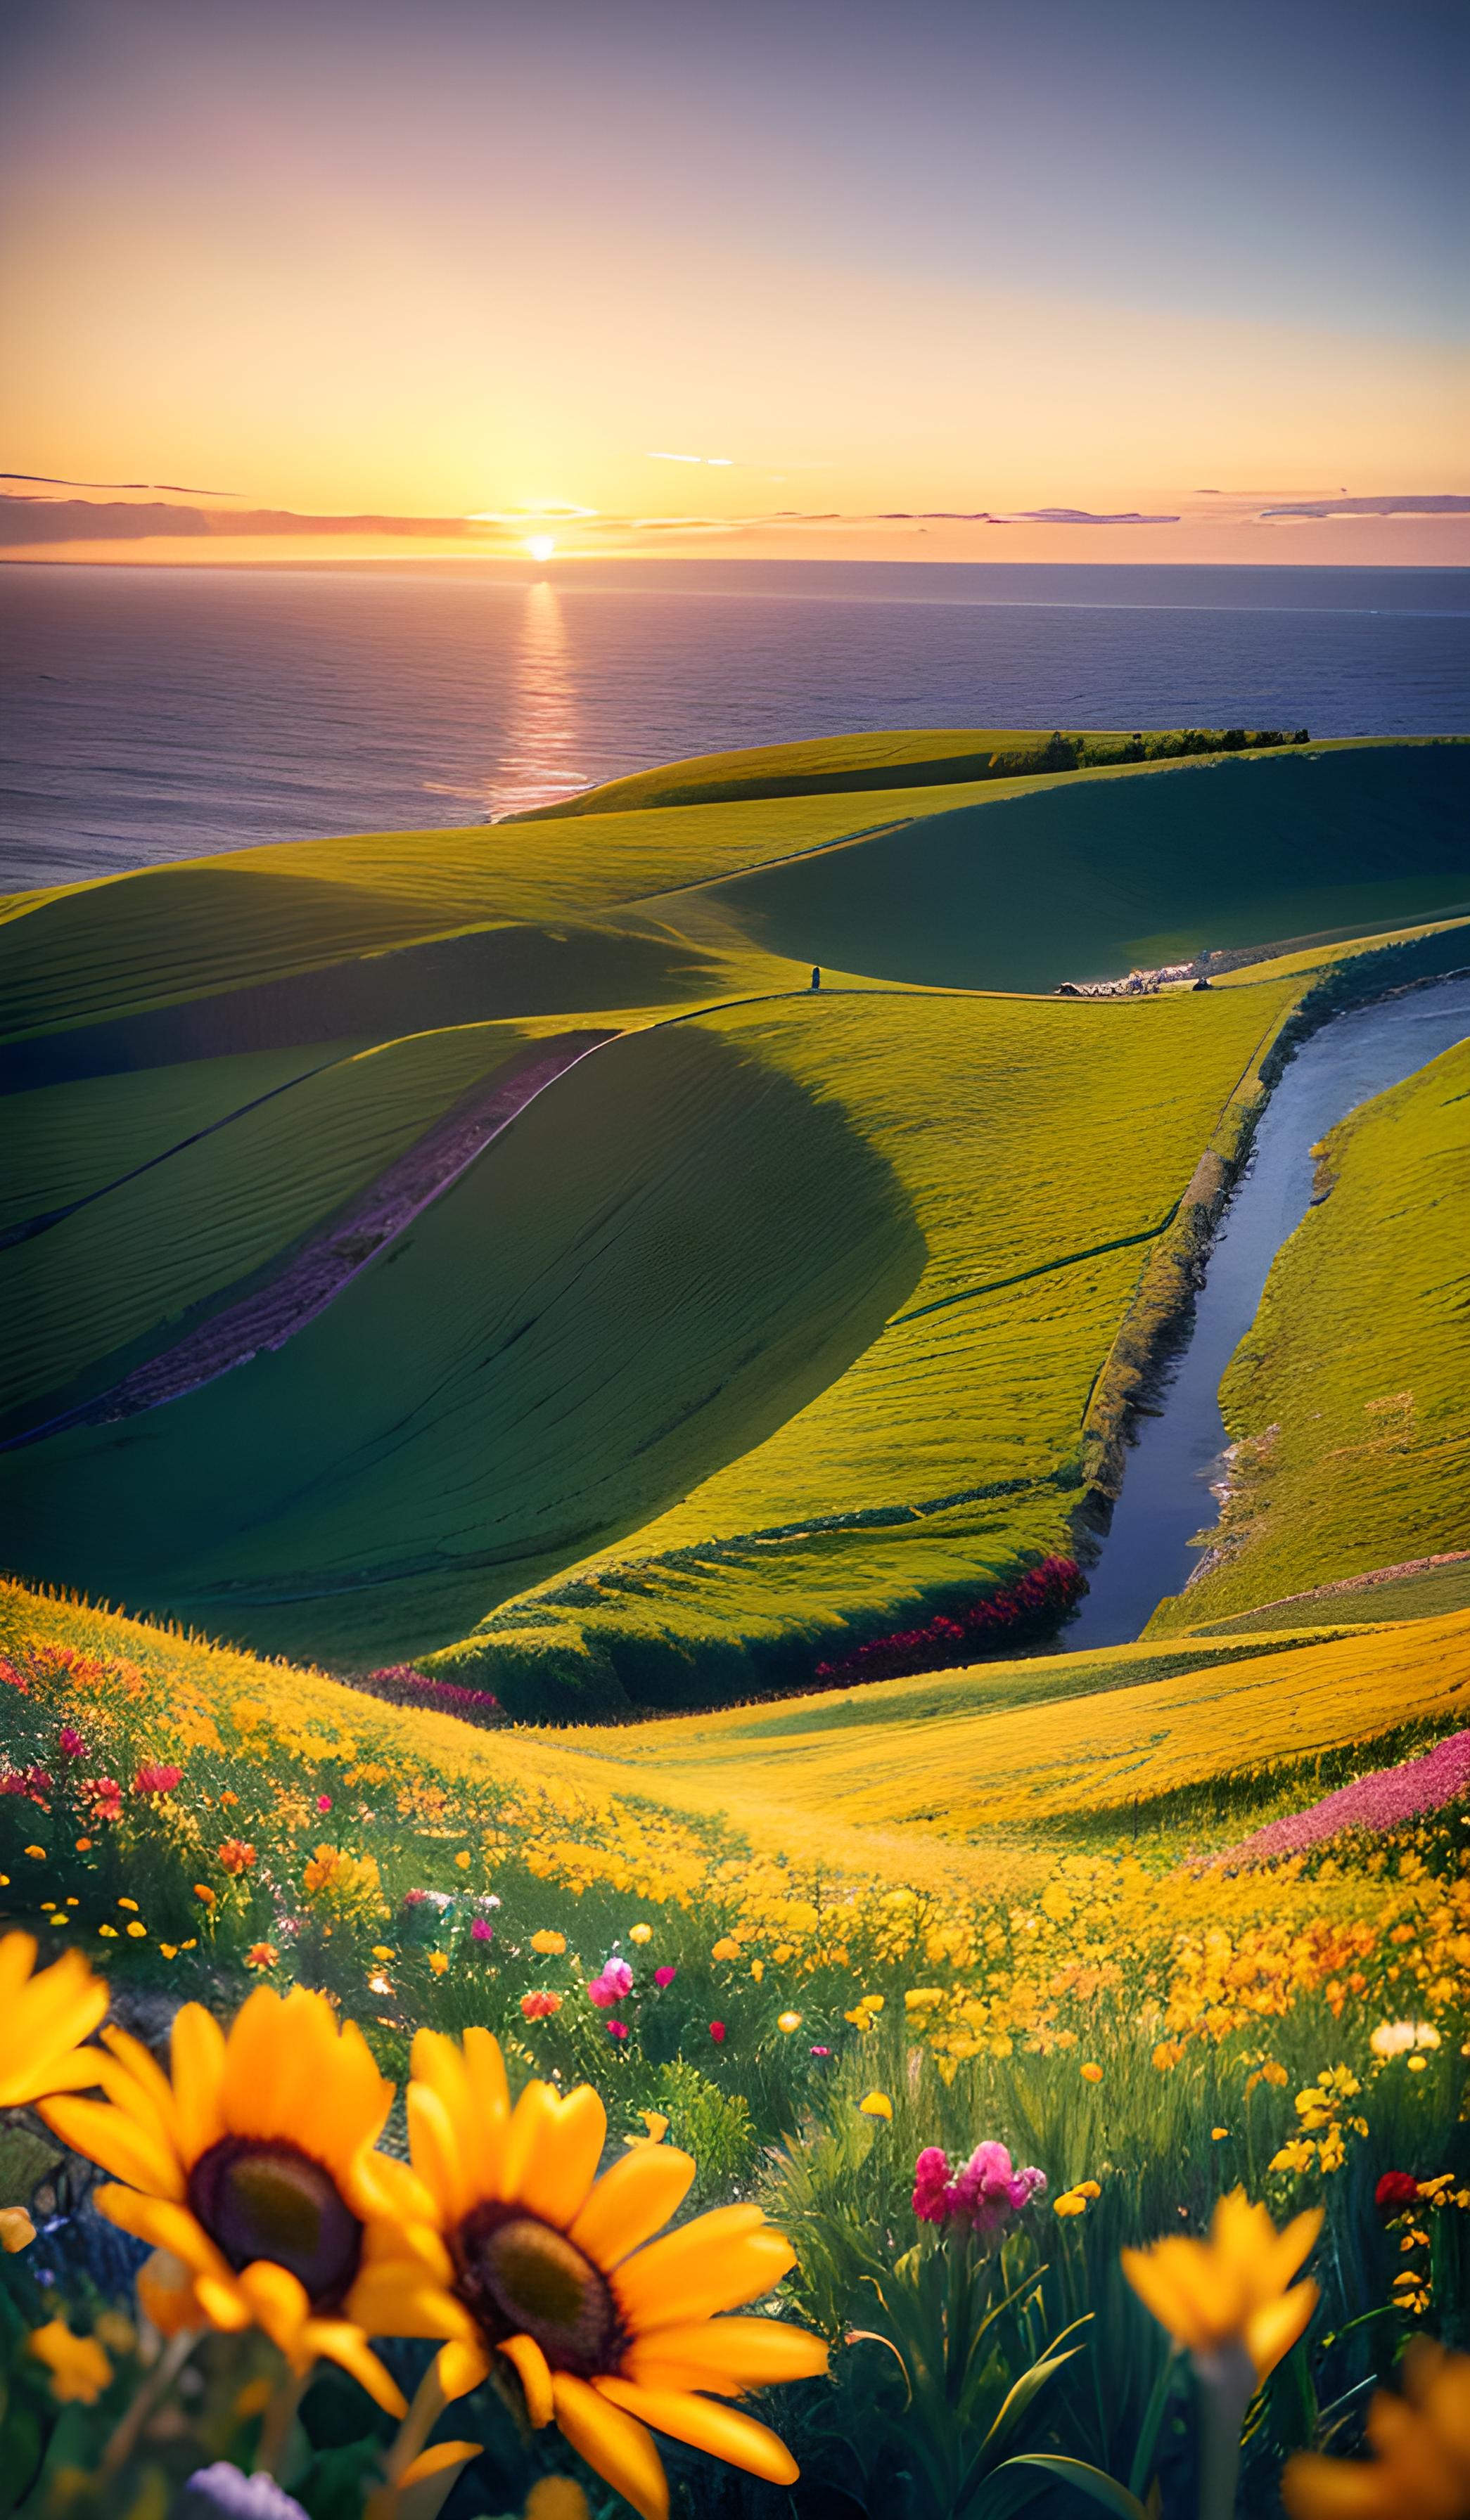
[[1065, 970, 1470, 1648]]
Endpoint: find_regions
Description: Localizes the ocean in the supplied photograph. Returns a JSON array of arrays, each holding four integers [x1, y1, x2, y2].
[[2, 558, 1466, 892]]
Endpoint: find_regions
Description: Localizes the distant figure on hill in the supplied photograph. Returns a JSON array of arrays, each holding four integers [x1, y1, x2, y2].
[[810, 965, 822, 991]]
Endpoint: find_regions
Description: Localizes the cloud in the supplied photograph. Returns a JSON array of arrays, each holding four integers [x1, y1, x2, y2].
[[0, 497, 210, 544], [1, 470, 245, 495], [1258, 494, 1470, 518], [1007, 507, 1180, 525]]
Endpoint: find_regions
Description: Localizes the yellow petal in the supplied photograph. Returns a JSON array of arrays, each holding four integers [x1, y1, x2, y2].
[[615, 2211, 793, 2332], [570, 2146, 697, 2270], [397, 2443, 484, 2490], [516, 2085, 607, 2230], [1280, 2448, 1394, 2519], [39, 2095, 186, 2200], [500, 2331, 556, 2426], [461, 2029, 510, 2133], [551, 2372, 668, 2520], [94, 2185, 231, 2285], [238, 2259, 312, 2353], [170, 2004, 226, 2163], [193, 2273, 253, 2332], [220, 1986, 289, 2135], [304, 2318, 407, 2417], [407, 2081, 473, 2225], [622, 2316, 829, 2396], [499, 2081, 561, 2207], [1246, 2281, 1319, 2384], [99, 2025, 180, 2149], [348, 2264, 470, 2343], [437, 2338, 493, 2402], [596, 2378, 799, 2486], [409, 2033, 489, 2199]]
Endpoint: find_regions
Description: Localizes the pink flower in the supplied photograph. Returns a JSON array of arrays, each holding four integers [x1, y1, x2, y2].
[[810, 2045, 832, 2057], [587, 1976, 617, 2009], [602, 1957, 634, 1998], [709, 2021, 727, 2044], [470, 1917, 494, 1943], [57, 1728, 87, 1761], [608, 2020, 629, 2040], [653, 1965, 677, 1989], [133, 1763, 181, 1797], [317, 1794, 333, 1813], [912, 2141, 1046, 2235], [1213, 1728, 1470, 1870], [82, 1776, 123, 1823]]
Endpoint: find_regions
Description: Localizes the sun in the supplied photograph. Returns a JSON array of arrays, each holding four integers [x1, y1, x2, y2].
[[524, 534, 556, 563]]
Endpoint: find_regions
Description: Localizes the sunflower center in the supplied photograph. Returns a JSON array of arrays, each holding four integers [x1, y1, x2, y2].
[[188, 2138, 363, 2312], [454, 2204, 619, 2377]]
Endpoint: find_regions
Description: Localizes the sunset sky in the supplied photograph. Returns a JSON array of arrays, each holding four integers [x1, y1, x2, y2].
[[2, 0, 1466, 566]]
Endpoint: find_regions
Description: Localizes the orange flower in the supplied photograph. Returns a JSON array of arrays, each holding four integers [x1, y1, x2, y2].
[[218, 1840, 257, 1877], [244, 1943, 279, 1971]]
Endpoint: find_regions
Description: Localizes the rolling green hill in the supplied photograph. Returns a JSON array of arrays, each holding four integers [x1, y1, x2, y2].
[[676, 742, 1470, 994], [1149, 1035, 1470, 1634]]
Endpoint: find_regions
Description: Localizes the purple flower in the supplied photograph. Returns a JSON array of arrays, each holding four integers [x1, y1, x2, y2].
[[174, 2467, 310, 2520], [1213, 1728, 1470, 1870]]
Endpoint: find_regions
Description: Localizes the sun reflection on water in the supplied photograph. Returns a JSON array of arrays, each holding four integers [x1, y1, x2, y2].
[[480, 581, 590, 821]]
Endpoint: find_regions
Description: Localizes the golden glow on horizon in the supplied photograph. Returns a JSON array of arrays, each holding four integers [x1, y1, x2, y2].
[[524, 534, 556, 563]]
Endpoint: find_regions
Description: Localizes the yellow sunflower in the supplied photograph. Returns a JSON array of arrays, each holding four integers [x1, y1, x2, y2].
[[366, 2028, 826, 2520], [41, 1984, 441, 2415], [0, 1931, 108, 2107]]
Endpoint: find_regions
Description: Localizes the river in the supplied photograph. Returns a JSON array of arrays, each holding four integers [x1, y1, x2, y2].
[[1064, 970, 1470, 1647]]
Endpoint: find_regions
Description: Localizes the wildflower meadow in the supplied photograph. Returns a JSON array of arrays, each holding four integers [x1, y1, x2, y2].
[[0, 1576, 1466, 2519]]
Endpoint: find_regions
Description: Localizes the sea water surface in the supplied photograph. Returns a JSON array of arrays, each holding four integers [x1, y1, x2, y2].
[[3, 560, 1467, 890], [1066, 972, 1470, 1648]]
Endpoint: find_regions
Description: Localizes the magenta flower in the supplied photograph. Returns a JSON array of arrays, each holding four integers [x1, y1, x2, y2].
[[316, 1794, 333, 1813], [470, 1917, 494, 1943], [57, 1728, 87, 1761], [601, 1956, 634, 1998], [654, 1965, 677, 1989], [913, 2141, 1046, 2235], [607, 2019, 629, 2040]]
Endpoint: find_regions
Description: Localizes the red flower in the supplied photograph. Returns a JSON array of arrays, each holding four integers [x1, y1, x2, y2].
[[1375, 2170, 1420, 2212], [654, 1965, 677, 1989], [133, 1763, 181, 1797], [81, 1776, 123, 1823], [58, 1728, 87, 1761], [608, 2020, 629, 2040], [709, 2021, 727, 2044]]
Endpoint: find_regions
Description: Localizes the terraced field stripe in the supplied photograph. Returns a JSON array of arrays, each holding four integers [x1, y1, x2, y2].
[[886, 1211, 1180, 1327]]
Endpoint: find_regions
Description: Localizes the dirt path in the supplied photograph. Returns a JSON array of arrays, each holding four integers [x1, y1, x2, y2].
[[11, 1029, 617, 1444]]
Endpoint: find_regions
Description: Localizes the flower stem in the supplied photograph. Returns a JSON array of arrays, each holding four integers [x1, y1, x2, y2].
[[255, 2356, 314, 2479], [100, 2327, 200, 2480], [384, 2360, 448, 2488], [1195, 2341, 1255, 2520]]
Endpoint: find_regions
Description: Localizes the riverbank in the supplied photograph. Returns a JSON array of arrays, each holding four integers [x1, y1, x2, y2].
[[1067, 935, 1470, 1646]]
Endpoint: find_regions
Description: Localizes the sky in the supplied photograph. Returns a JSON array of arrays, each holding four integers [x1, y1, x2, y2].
[[1, 0, 1466, 567]]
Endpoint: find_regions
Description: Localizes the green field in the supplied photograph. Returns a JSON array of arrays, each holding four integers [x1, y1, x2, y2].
[[1150, 1037, 1470, 1634], [2, 731, 1467, 1709]]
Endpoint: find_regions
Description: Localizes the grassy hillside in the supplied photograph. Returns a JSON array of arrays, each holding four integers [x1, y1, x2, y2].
[[0, 1023, 922, 1661], [0, 1041, 352, 1230], [1149, 1037, 1470, 1634], [504, 724, 1312, 818], [682, 742, 1470, 994], [0, 1020, 549, 1432], [430, 979, 1300, 1706], [5, 741, 1463, 1060]]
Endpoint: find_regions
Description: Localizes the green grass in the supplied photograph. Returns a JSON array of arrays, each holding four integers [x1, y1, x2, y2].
[[1149, 1037, 1470, 1634], [0, 1042, 353, 1230], [1187, 1557, 1470, 1634], [680, 742, 1470, 994], [0, 1022, 921, 1664], [0, 1020, 540, 1432], [429, 979, 1301, 1707], [7, 740, 1461, 1050]]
